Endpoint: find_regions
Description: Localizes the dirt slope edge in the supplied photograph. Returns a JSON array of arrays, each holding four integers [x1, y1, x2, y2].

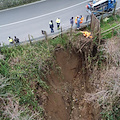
[[43, 44, 100, 120]]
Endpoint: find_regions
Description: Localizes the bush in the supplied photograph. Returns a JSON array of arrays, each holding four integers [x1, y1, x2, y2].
[[0, 0, 40, 10]]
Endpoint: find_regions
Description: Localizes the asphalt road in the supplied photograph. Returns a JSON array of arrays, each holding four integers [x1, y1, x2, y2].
[[0, 0, 120, 45]]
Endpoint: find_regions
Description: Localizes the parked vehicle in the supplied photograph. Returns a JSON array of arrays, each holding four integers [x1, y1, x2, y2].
[[86, 0, 116, 16]]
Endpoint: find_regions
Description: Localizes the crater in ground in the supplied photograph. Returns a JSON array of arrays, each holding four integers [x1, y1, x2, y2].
[[37, 47, 100, 120]]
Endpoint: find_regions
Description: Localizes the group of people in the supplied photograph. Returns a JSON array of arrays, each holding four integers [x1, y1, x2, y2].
[[49, 18, 61, 33], [70, 15, 84, 29], [8, 36, 19, 44], [74, 15, 84, 29], [8, 16, 84, 44], [49, 15, 84, 33]]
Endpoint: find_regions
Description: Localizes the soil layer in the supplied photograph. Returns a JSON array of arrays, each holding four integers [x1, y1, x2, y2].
[[42, 48, 100, 120]]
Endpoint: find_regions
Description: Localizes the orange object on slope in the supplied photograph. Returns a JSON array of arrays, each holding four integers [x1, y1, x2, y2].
[[80, 31, 93, 38]]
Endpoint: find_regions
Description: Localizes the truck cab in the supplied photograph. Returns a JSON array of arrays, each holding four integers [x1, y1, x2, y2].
[[86, 0, 116, 16]]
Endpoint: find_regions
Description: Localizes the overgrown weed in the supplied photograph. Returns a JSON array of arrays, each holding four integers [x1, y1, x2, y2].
[[0, 34, 69, 119]]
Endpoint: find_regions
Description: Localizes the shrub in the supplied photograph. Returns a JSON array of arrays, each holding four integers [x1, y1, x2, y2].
[[0, 0, 40, 10]]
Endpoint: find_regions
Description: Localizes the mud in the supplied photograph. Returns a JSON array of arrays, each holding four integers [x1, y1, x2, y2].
[[40, 47, 100, 120]]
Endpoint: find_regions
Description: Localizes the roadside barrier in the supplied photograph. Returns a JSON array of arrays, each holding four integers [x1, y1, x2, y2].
[[0, 9, 118, 48], [0, 16, 91, 48]]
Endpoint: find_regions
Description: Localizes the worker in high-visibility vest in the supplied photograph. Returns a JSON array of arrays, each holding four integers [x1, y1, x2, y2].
[[8, 36, 14, 44], [56, 18, 60, 30], [75, 15, 79, 24], [77, 16, 81, 29], [80, 15, 84, 24], [75, 15, 84, 24]]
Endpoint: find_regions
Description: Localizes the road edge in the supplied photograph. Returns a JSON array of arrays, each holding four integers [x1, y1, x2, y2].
[[0, 0, 46, 13]]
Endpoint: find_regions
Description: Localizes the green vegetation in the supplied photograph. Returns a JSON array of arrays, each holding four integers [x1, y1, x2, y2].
[[0, 13, 120, 119], [49, 34, 68, 47], [0, 35, 69, 119], [101, 15, 120, 39], [0, 0, 41, 10], [101, 15, 120, 31], [101, 106, 120, 120], [99, 15, 120, 120]]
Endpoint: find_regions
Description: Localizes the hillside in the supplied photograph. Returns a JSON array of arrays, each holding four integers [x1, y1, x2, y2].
[[0, 14, 120, 120]]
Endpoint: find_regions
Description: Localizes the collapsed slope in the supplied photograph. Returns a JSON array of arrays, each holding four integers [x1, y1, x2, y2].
[[1, 30, 120, 120], [31, 35, 101, 120], [43, 48, 100, 120], [37, 35, 120, 120]]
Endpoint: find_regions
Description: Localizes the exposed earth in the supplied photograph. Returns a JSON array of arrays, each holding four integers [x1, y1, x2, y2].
[[33, 33, 120, 120], [34, 36, 102, 120]]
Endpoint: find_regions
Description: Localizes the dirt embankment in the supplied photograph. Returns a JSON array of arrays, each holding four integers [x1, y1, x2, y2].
[[31, 35, 120, 120], [39, 43, 100, 120]]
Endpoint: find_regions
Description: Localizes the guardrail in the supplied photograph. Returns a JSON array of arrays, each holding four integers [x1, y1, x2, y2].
[[0, 9, 119, 48], [101, 23, 120, 37], [0, 18, 91, 48]]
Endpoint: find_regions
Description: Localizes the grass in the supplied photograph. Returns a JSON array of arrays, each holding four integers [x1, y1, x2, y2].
[[0, 34, 69, 119], [0, 13, 120, 119], [101, 15, 120, 31], [49, 34, 68, 47], [101, 106, 120, 120], [0, 60, 9, 77], [101, 15, 120, 39], [0, 0, 41, 10], [99, 15, 120, 119]]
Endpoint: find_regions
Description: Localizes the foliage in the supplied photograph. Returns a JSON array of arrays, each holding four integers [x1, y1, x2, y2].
[[0, 0, 41, 10], [0, 35, 68, 119], [96, 48, 105, 67], [74, 32, 82, 37], [0, 60, 9, 77], [101, 15, 120, 31], [101, 15, 120, 39], [0, 74, 43, 120], [49, 34, 68, 47], [101, 105, 120, 120]]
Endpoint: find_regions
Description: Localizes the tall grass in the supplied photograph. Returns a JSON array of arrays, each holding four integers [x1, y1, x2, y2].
[[0, 0, 41, 10], [101, 15, 120, 39], [0, 35, 69, 119]]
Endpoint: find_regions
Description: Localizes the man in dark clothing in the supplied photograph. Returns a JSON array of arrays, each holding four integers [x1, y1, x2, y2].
[[49, 20, 54, 33], [14, 36, 19, 43], [70, 17, 74, 26]]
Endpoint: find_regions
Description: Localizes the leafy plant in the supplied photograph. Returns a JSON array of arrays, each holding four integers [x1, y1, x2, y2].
[[0, 0, 41, 10], [0, 34, 70, 118]]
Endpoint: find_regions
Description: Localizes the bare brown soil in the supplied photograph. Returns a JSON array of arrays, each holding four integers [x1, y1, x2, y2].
[[30, 36, 120, 120], [38, 47, 100, 120]]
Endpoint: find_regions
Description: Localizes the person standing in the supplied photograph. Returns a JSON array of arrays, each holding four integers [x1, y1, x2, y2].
[[75, 15, 79, 25], [49, 20, 54, 33], [8, 36, 14, 44], [80, 15, 84, 24], [14, 36, 19, 43], [56, 18, 60, 30], [70, 17, 74, 26], [77, 16, 81, 29]]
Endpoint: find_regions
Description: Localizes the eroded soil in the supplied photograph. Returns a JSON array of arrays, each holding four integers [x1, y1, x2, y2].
[[39, 48, 100, 120]]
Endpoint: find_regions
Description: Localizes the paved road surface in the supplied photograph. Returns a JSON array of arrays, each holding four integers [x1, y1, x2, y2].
[[0, 0, 120, 45]]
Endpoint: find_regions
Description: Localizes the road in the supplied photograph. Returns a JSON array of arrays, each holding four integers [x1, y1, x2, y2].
[[0, 0, 120, 45]]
